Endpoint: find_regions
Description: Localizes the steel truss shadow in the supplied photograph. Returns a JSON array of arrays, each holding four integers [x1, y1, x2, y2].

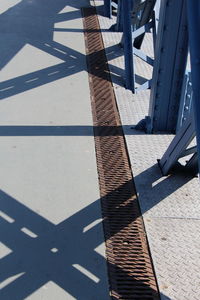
[[0, 190, 108, 299], [0, 0, 125, 101], [0, 184, 171, 299]]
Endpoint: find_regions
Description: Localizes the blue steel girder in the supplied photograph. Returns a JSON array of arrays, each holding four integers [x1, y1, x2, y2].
[[122, 0, 157, 92], [114, 0, 158, 33], [109, 0, 123, 32], [186, 0, 200, 177], [132, 0, 156, 49], [176, 70, 193, 132], [154, 0, 161, 33], [122, 0, 135, 91], [115, 0, 123, 31], [104, 0, 112, 18], [148, 0, 188, 133]]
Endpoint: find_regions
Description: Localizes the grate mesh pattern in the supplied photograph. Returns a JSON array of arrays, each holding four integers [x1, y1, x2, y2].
[[82, 7, 160, 300]]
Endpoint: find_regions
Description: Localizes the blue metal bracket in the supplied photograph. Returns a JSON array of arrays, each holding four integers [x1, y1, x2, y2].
[[148, 0, 188, 133], [159, 114, 196, 175]]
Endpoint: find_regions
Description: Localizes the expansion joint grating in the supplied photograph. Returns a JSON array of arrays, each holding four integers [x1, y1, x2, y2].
[[82, 7, 160, 300]]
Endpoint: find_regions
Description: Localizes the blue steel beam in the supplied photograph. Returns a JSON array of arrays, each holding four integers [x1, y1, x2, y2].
[[154, 0, 161, 32], [122, 0, 156, 92], [104, 0, 112, 18], [176, 71, 193, 132], [110, 0, 123, 32], [104, 0, 119, 19], [159, 114, 195, 175], [186, 1, 200, 176], [133, 0, 156, 49], [122, 0, 135, 91], [148, 0, 188, 133], [118, 0, 157, 36], [115, 0, 123, 31], [152, 0, 161, 50]]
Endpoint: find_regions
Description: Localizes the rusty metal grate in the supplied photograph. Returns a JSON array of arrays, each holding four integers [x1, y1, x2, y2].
[[82, 7, 160, 300]]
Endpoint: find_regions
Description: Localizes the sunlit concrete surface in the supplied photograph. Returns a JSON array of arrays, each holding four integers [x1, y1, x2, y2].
[[0, 1, 110, 299]]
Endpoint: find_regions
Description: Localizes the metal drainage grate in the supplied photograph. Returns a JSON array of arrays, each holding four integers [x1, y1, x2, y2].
[[82, 7, 160, 300]]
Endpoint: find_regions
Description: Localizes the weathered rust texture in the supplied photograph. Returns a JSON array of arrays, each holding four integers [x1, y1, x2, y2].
[[82, 7, 160, 300]]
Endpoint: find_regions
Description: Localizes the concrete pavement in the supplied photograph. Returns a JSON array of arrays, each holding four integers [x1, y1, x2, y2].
[[0, 1, 110, 299]]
